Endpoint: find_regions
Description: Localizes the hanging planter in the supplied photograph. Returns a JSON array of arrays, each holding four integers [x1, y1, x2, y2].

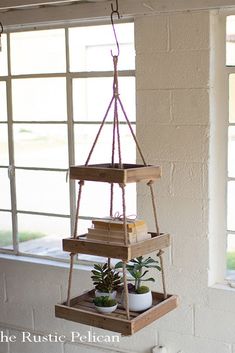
[[55, 0, 179, 336]]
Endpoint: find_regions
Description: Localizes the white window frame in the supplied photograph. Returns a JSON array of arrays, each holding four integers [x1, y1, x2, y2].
[[225, 15, 235, 280], [209, 11, 235, 286], [0, 20, 135, 262]]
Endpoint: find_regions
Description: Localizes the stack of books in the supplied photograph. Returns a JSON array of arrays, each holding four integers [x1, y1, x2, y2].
[[86, 218, 151, 244]]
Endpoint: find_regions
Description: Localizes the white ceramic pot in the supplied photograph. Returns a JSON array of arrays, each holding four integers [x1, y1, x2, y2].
[[127, 291, 152, 312], [95, 290, 117, 299], [95, 304, 118, 314]]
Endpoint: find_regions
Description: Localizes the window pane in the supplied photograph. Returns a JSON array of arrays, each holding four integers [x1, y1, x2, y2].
[[0, 211, 13, 249], [228, 126, 235, 177], [227, 234, 235, 280], [18, 213, 70, 259], [16, 170, 69, 215], [78, 182, 136, 218], [73, 77, 135, 122], [229, 74, 235, 123], [13, 124, 68, 168], [74, 124, 136, 165], [10, 29, 66, 74], [0, 34, 8, 76], [69, 23, 135, 72], [0, 168, 11, 209], [228, 181, 235, 231], [0, 124, 9, 165], [0, 82, 7, 121], [12, 78, 67, 121], [227, 16, 235, 66]]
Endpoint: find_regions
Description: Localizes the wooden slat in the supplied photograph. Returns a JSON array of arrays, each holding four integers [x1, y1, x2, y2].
[[55, 305, 132, 335], [63, 233, 170, 260], [69, 164, 161, 184], [77, 299, 139, 318], [132, 295, 179, 334], [55, 291, 179, 336], [130, 233, 170, 258]]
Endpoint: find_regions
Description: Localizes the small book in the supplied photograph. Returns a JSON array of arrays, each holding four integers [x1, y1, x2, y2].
[[86, 233, 137, 244], [92, 218, 146, 232]]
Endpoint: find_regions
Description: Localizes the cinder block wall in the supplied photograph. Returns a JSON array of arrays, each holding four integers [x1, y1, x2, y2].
[[0, 9, 234, 353]]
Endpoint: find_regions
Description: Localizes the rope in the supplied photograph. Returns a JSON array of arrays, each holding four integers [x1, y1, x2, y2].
[[147, 180, 160, 237], [123, 261, 130, 320], [120, 183, 128, 245], [73, 180, 84, 239], [117, 96, 147, 166], [66, 253, 75, 306], [85, 96, 114, 166], [157, 250, 167, 300], [66, 180, 84, 306], [115, 99, 122, 169]]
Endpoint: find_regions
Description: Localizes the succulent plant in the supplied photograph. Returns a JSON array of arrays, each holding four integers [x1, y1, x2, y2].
[[115, 256, 161, 292], [91, 263, 122, 293], [93, 296, 117, 307]]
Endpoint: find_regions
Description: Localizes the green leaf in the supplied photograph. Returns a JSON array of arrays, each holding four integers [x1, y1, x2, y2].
[[139, 270, 149, 278], [115, 262, 124, 269], [141, 277, 155, 282]]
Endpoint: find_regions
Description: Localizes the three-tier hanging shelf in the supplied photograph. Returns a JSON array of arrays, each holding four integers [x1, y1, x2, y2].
[[55, 0, 179, 336]]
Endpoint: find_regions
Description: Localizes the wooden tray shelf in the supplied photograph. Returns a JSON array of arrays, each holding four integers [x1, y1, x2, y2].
[[70, 163, 161, 184], [55, 289, 178, 336], [63, 232, 170, 261]]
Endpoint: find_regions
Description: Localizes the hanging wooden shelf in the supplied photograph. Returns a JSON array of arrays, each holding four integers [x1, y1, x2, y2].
[[55, 6, 180, 334], [55, 289, 178, 336], [63, 232, 170, 261], [70, 163, 161, 183]]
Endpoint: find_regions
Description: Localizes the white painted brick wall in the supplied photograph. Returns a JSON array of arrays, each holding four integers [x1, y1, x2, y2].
[[0, 8, 234, 353]]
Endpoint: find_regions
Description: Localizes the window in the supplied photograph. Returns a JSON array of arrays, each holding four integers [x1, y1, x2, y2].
[[0, 22, 136, 261], [226, 16, 235, 279]]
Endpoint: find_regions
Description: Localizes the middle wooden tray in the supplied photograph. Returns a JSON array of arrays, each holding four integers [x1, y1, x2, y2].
[[63, 232, 170, 261]]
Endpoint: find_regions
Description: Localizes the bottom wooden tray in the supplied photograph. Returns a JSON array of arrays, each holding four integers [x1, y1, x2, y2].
[[55, 289, 179, 336]]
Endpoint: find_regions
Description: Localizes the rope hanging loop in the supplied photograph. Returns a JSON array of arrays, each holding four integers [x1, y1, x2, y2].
[[113, 55, 119, 98], [110, 0, 120, 57]]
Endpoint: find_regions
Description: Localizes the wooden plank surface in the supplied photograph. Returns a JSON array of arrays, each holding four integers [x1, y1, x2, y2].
[[55, 305, 132, 335], [69, 164, 161, 184], [55, 291, 179, 336], [132, 295, 179, 334], [63, 233, 170, 260]]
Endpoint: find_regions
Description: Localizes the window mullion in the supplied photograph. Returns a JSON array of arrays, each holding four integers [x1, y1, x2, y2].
[[65, 27, 76, 237], [6, 32, 19, 254]]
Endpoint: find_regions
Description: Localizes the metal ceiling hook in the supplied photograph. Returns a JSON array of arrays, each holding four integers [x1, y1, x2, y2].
[[110, 0, 120, 57], [111, 0, 119, 13]]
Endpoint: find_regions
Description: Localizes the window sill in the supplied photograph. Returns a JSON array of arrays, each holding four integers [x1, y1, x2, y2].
[[210, 281, 235, 292], [0, 252, 93, 272]]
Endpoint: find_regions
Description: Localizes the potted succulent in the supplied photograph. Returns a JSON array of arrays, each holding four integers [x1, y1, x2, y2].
[[115, 256, 161, 312], [91, 263, 122, 299], [93, 296, 118, 314]]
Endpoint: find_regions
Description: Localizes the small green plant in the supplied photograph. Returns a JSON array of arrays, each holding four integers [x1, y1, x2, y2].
[[136, 285, 150, 294], [91, 263, 122, 293], [115, 256, 161, 293], [93, 296, 117, 307]]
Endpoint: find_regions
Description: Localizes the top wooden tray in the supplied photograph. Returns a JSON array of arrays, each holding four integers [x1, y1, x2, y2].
[[70, 163, 161, 183]]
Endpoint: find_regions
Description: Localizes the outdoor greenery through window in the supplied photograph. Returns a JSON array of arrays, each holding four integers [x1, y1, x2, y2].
[[226, 16, 235, 278], [0, 22, 136, 261]]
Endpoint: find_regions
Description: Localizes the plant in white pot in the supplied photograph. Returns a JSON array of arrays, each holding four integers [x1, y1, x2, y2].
[[93, 296, 118, 314], [91, 263, 122, 299], [115, 256, 161, 312]]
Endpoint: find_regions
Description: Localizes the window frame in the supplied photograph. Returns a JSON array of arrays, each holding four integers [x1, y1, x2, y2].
[[226, 16, 235, 280], [0, 20, 136, 263]]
